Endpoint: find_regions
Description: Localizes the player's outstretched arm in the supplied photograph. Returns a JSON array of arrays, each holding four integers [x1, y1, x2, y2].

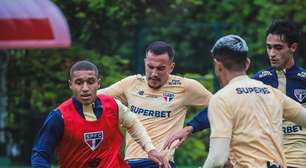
[[163, 108, 210, 150], [290, 108, 306, 128], [116, 99, 170, 168], [147, 149, 171, 168], [187, 108, 210, 133], [163, 125, 193, 150], [202, 137, 230, 168], [280, 89, 306, 128]]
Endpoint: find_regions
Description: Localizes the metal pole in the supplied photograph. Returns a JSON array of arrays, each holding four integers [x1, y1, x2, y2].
[[212, 23, 222, 92], [0, 51, 9, 145], [133, 0, 145, 74]]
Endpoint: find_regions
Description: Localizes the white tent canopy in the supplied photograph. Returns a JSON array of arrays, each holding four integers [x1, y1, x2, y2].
[[0, 0, 70, 49]]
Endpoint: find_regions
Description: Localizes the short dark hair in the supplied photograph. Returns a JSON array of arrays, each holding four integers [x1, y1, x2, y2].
[[145, 41, 175, 61], [266, 19, 300, 46], [69, 60, 99, 79], [211, 35, 248, 71]]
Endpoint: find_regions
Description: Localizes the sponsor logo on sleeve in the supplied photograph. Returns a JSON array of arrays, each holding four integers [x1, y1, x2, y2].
[[258, 71, 272, 78], [294, 89, 306, 102], [297, 72, 306, 78], [168, 79, 181, 85], [84, 131, 103, 151], [162, 92, 175, 102]]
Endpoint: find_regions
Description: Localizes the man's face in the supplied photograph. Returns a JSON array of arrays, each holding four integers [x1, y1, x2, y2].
[[69, 70, 100, 105], [144, 51, 174, 89], [266, 34, 297, 70]]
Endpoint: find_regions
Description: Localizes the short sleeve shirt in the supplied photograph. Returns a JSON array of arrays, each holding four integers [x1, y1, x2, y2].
[[98, 74, 212, 160]]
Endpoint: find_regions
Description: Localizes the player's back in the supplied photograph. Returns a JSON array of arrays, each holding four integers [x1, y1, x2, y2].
[[214, 75, 286, 167]]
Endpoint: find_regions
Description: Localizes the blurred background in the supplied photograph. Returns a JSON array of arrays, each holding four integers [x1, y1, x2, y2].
[[1, 0, 306, 167]]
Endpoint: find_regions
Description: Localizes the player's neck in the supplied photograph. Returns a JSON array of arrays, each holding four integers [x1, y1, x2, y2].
[[221, 70, 246, 87], [282, 58, 295, 70]]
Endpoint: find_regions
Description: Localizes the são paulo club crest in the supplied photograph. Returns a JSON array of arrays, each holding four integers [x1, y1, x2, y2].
[[84, 131, 103, 151], [162, 92, 175, 102], [294, 89, 306, 102]]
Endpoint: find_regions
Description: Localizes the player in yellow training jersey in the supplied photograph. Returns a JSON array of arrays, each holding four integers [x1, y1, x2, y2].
[[98, 41, 212, 167], [202, 35, 306, 168]]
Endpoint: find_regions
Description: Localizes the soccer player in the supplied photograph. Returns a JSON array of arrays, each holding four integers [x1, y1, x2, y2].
[[31, 60, 170, 168], [253, 20, 306, 168], [202, 34, 306, 168], [97, 41, 212, 167], [164, 21, 306, 167]]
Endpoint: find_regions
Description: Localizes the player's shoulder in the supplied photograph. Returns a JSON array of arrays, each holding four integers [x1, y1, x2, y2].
[[252, 67, 274, 80], [212, 82, 234, 99], [294, 66, 306, 80], [209, 88, 228, 105], [218, 77, 266, 96], [120, 74, 145, 83], [165, 74, 184, 86], [170, 74, 202, 86], [97, 94, 115, 100]]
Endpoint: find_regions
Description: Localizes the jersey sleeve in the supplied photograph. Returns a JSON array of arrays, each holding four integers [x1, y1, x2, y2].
[[252, 71, 261, 80], [208, 95, 233, 138], [97, 76, 135, 104], [116, 99, 155, 153], [186, 107, 210, 133], [183, 78, 212, 107], [273, 88, 304, 121], [31, 109, 64, 167]]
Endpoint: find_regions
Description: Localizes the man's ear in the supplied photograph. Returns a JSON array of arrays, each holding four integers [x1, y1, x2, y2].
[[289, 42, 298, 53], [214, 58, 223, 72], [245, 57, 251, 71], [97, 78, 101, 88], [169, 62, 175, 73], [68, 80, 72, 89]]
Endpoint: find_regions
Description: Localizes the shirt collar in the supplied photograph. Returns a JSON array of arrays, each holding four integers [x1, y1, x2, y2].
[[275, 64, 298, 74], [72, 96, 102, 118], [228, 75, 249, 84]]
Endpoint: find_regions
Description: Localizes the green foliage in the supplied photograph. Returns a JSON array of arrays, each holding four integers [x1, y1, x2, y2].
[[5, 0, 306, 165]]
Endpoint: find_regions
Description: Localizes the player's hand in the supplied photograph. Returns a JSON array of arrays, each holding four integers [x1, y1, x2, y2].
[[147, 149, 171, 168], [223, 159, 233, 168], [163, 126, 193, 150]]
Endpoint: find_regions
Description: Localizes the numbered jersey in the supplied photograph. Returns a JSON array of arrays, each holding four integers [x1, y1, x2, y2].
[[253, 65, 306, 167]]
